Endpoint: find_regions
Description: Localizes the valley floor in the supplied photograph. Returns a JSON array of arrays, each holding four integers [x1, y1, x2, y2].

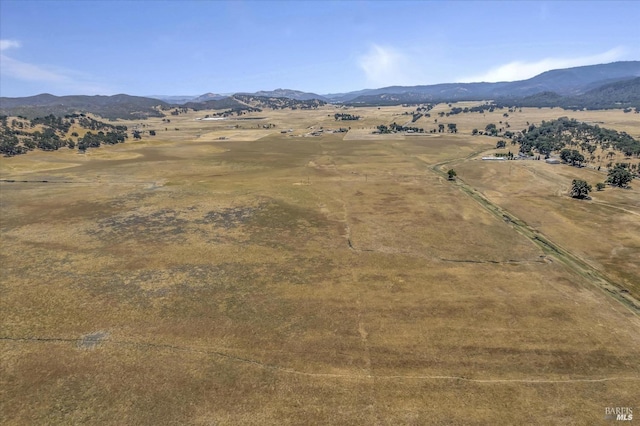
[[1, 106, 639, 425]]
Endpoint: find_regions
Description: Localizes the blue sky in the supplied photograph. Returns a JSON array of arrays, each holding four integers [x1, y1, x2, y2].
[[1, 1, 639, 97]]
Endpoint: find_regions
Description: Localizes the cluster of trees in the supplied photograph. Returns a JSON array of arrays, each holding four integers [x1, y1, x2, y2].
[[606, 164, 633, 187], [445, 106, 479, 116], [75, 115, 127, 133], [334, 113, 360, 121], [34, 128, 69, 151], [0, 134, 23, 156], [415, 105, 433, 113], [411, 105, 432, 116], [484, 123, 499, 136], [513, 117, 640, 160], [559, 149, 585, 167], [227, 107, 264, 117], [1, 115, 28, 155], [0, 113, 128, 156], [410, 112, 423, 122], [570, 180, 592, 199], [1, 115, 71, 155], [401, 105, 433, 123], [210, 107, 262, 117], [471, 122, 511, 137], [376, 122, 425, 134], [377, 122, 458, 133], [493, 151, 516, 159], [233, 95, 326, 110], [376, 124, 393, 134], [414, 112, 430, 122], [78, 130, 127, 151], [431, 123, 458, 133], [30, 114, 72, 133], [443, 103, 517, 116], [1, 125, 70, 155], [570, 164, 634, 200]]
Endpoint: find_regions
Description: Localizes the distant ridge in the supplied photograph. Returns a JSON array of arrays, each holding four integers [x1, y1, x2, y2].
[[147, 94, 200, 104], [576, 76, 640, 108], [146, 93, 228, 104], [0, 94, 168, 119], [151, 90, 327, 105], [192, 92, 227, 102], [236, 89, 329, 102], [509, 61, 640, 95], [181, 94, 327, 112], [2, 61, 639, 115], [181, 96, 247, 111], [188, 63, 639, 106], [337, 61, 640, 104], [501, 77, 640, 110]]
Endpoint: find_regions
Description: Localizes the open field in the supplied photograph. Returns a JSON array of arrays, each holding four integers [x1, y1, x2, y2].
[[1, 105, 639, 424]]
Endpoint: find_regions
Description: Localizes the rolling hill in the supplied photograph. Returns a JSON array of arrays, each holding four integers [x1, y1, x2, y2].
[[0, 94, 168, 120], [239, 89, 329, 102], [496, 77, 640, 110], [2, 61, 639, 116]]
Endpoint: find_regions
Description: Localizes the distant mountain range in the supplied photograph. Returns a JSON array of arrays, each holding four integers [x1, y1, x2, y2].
[[2, 61, 639, 119], [150, 89, 327, 104], [334, 61, 640, 104], [498, 77, 640, 110], [237, 89, 329, 102]]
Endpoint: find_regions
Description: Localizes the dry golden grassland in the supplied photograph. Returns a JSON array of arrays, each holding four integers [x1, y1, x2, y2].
[[1, 104, 639, 424]]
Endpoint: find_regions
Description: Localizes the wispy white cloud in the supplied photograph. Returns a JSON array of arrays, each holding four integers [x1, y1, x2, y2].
[[458, 47, 627, 83], [358, 44, 419, 87], [0, 39, 113, 94], [0, 39, 21, 51], [1, 54, 67, 83]]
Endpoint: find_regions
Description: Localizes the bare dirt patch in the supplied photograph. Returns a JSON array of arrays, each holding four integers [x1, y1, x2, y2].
[[77, 331, 109, 349]]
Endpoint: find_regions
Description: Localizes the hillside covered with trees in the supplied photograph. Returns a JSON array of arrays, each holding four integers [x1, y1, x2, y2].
[[344, 78, 640, 109], [480, 117, 640, 182], [499, 78, 640, 110], [181, 94, 326, 115], [513, 117, 640, 160], [0, 94, 168, 120], [0, 113, 128, 156], [232, 95, 326, 110]]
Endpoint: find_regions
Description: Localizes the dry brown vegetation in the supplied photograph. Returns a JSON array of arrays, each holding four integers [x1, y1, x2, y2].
[[1, 104, 639, 424]]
